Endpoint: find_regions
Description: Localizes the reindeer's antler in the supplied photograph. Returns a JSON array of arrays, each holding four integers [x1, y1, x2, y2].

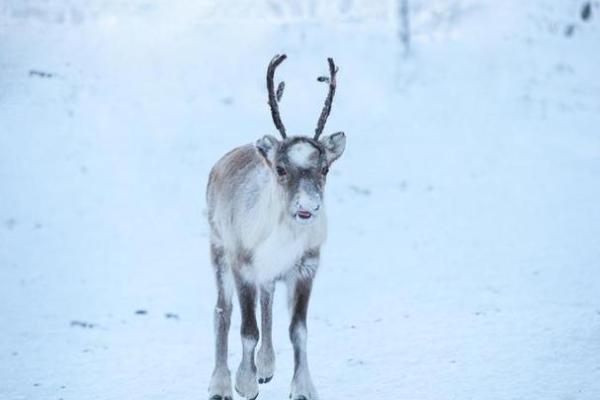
[[314, 58, 338, 140], [267, 54, 288, 139]]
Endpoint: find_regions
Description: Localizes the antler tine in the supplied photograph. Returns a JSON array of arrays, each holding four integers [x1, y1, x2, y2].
[[314, 57, 338, 140], [267, 54, 288, 139]]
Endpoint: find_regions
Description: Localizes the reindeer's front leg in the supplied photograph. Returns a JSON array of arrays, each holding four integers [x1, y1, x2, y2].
[[287, 252, 320, 400], [233, 268, 260, 400], [257, 281, 275, 384]]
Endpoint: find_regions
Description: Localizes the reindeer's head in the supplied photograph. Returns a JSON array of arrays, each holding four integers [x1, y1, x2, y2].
[[255, 54, 346, 224]]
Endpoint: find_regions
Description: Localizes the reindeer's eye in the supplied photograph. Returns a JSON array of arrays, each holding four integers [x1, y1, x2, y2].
[[276, 166, 287, 176], [322, 166, 329, 176]]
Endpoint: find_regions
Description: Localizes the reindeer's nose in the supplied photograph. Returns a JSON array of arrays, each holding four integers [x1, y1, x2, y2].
[[297, 197, 320, 212], [296, 193, 321, 220], [302, 202, 320, 212]]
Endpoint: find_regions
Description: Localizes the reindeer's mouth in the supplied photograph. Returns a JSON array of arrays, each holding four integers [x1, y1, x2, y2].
[[296, 210, 312, 220]]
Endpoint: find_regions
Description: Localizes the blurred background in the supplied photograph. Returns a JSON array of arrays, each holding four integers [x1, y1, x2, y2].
[[1, 1, 599, 399]]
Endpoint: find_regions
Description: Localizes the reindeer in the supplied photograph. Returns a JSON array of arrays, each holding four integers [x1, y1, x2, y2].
[[206, 54, 346, 400]]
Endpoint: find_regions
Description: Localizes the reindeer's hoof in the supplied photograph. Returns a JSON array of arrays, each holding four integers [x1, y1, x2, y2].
[[256, 346, 275, 384], [208, 367, 233, 400], [289, 376, 318, 400], [235, 385, 259, 400], [235, 362, 259, 400], [210, 394, 232, 400]]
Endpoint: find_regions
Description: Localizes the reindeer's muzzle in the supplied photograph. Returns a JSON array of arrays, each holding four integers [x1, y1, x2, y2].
[[294, 189, 321, 223]]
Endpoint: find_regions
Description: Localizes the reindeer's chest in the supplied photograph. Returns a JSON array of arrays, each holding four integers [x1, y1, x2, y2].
[[252, 234, 305, 282], [245, 220, 325, 283]]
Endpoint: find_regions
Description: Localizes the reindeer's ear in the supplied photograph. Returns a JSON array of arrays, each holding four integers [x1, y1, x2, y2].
[[255, 135, 280, 165], [320, 131, 346, 164]]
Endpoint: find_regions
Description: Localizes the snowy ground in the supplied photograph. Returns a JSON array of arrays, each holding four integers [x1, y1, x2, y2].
[[1, 1, 600, 399]]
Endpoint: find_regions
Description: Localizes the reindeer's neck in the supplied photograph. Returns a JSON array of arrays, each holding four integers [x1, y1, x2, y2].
[[242, 166, 326, 252]]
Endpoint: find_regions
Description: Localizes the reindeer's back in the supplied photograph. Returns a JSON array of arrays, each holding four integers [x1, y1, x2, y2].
[[207, 144, 260, 199]]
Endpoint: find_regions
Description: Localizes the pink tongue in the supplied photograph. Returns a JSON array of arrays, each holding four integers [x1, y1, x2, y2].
[[298, 210, 311, 218]]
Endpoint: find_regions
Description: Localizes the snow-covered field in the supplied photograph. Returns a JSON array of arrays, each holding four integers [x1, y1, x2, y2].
[[1, 1, 600, 399]]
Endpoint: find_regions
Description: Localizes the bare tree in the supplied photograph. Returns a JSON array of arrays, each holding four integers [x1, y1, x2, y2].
[[398, 0, 411, 56]]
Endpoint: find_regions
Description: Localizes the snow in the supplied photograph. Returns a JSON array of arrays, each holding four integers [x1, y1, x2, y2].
[[1, 1, 600, 399]]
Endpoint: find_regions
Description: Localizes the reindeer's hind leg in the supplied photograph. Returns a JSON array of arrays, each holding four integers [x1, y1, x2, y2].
[[257, 281, 275, 384], [286, 251, 320, 400], [233, 265, 260, 400], [208, 244, 234, 400]]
